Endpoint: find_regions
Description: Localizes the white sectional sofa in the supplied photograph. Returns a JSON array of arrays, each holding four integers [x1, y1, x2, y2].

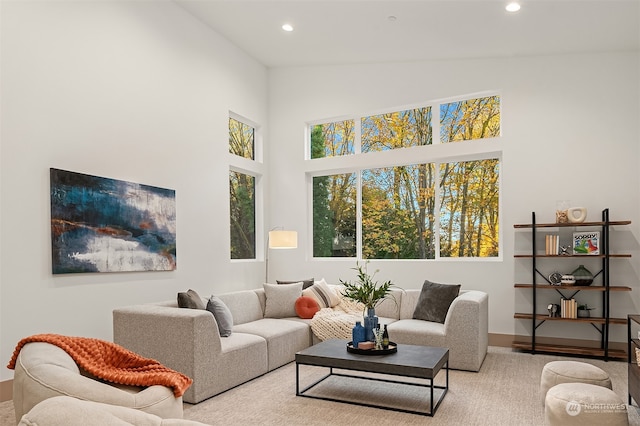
[[113, 285, 488, 404]]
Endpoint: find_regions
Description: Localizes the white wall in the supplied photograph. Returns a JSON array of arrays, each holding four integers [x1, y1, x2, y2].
[[0, 1, 269, 381], [267, 52, 640, 343]]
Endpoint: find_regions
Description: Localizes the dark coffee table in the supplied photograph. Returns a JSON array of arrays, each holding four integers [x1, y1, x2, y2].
[[295, 339, 448, 416]]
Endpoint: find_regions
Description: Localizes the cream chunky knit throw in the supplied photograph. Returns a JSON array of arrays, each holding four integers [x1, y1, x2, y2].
[[310, 292, 366, 341]]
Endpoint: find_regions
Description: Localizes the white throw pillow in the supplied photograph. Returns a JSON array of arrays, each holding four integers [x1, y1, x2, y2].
[[263, 282, 303, 318], [303, 278, 341, 308]]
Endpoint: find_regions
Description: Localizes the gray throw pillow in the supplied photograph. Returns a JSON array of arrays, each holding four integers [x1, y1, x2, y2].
[[206, 295, 234, 337], [177, 289, 206, 310], [264, 282, 303, 318], [276, 278, 314, 290], [412, 280, 461, 323]]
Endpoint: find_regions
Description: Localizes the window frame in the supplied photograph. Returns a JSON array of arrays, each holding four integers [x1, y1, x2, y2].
[[305, 92, 503, 262], [228, 112, 265, 262]]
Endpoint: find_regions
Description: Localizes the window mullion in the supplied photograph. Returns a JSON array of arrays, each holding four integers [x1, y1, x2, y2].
[[434, 162, 441, 260], [432, 104, 441, 145], [354, 117, 362, 154], [356, 170, 363, 260]]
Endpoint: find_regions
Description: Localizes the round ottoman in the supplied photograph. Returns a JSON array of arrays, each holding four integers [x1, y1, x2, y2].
[[540, 360, 612, 405], [545, 382, 628, 426]]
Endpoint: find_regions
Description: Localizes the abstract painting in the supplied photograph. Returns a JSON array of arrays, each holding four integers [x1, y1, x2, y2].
[[50, 168, 176, 274]]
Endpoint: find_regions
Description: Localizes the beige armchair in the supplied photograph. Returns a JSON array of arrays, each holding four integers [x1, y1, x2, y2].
[[12, 342, 183, 422], [19, 396, 209, 426]]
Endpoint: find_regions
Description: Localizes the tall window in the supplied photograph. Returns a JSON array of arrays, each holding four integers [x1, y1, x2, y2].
[[362, 164, 435, 259], [310, 94, 501, 259], [229, 115, 258, 259], [439, 159, 499, 257], [312, 173, 356, 257]]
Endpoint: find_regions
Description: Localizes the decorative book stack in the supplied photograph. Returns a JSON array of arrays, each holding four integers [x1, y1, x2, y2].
[[545, 234, 559, 255], [560, 298, 577, 318]]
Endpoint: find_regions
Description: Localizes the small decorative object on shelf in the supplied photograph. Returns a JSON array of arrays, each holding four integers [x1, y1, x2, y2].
[[577, 304, 594, 318], [547, 304, 560, 317], [548, 272, 562, 285], [560, 274, 575, 285], [556, 200, 570, 223], [571, 264, 594, 286], [573, 231, 600, 255], [568, 207, 587, 223], [559, 246, 570, 255]]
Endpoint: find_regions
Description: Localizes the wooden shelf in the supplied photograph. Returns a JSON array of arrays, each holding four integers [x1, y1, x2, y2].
[[514, 313, 627, 325], [514, 284, 631, 291], [514, 220, 631, 228], [512, 341, 626, 360]]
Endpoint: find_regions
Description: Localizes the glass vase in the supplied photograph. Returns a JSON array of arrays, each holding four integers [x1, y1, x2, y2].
[[571, 264, 594, 286]]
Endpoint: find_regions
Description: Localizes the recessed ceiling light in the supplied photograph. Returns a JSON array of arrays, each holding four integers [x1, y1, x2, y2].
[[282, 23, 294, 32], [506, 2, 521, 12], [387, 15, 397, 22]]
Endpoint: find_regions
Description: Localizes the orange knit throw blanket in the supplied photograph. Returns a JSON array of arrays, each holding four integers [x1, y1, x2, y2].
[[7, 334, 192, 397]]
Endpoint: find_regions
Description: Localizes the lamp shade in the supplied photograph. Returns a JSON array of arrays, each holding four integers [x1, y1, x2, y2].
[[268, 230, 297, 249]]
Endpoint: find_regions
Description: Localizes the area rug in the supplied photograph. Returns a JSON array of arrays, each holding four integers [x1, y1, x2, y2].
[[2, 347, 640, 425]]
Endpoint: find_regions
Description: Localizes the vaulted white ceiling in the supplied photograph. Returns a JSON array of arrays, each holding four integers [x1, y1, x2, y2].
[[176, 0, 640, 68]]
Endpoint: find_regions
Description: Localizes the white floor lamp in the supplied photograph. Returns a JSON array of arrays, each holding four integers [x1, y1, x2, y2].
[[265, 229, 297, 283]]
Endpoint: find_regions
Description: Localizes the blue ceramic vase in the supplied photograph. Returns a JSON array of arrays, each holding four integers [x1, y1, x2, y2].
[[351, 321, 365, 348], [363, 308, 378, 342]]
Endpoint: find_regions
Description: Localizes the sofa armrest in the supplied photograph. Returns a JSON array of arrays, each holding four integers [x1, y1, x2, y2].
[[442, 290, 489, 371], [113, 304, 221, 390]]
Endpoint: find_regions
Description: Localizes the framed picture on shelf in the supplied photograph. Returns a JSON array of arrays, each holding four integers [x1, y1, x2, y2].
[[573, 231, 600, 255]]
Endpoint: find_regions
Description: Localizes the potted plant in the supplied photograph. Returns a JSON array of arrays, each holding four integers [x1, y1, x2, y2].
[[340, 262, 395, 340], [577, 304, 595, 318]]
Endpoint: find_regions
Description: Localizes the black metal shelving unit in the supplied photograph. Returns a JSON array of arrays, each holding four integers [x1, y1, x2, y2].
[[512, 209, 631, 360]]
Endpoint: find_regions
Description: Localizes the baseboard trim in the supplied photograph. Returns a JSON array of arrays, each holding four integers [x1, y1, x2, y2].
[[488, 333, 513, 347], [0, 379, 12, 403]]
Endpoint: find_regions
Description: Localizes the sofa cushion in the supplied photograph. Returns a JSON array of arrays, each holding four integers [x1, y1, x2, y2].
[[295, 296, 320, 319], [277, 278, 314, 289], [218, 290, 264, 325], [233, 318, 311, 370], [206, 296, 233, 337], [303, 279, 340, 308], [177, 289, 205, 310], [263, 282, 303, 318], [412, 280, 461, 323]]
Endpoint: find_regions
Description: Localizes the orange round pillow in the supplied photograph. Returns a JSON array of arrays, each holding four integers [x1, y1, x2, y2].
[[295, 296, 320, 319]]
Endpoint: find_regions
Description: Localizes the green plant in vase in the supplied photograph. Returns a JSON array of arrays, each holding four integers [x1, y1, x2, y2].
[[577, 304, 595, 318], [340, 261, 395, 341]]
